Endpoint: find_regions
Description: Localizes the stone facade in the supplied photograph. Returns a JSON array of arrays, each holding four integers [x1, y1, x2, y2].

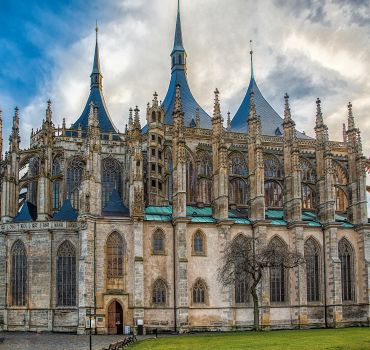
[[0, 4, 370, 335]]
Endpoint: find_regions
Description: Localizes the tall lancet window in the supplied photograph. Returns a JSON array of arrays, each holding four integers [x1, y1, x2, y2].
[[28, 156, 40, 206], [339, 238, 355, 302], [197, 151, 212, 205], [264, 155, 284, 208], [333, 162, 349, 212], [269, 237, 287, 303], [66, 157, 85, 211], [186, 150, 196, 204], [57, 241, 76, 306], [305, 238, 321, 302], [52, 156, 62, 211], [102, 158, 123, 208], [11, 240, 27, 306], [106, 232, 124, 278], [164, 148, 173, 203], [228, 152, 248, 206]]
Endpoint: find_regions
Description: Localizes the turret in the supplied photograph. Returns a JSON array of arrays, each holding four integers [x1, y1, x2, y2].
[[147, 92, 165, 205]]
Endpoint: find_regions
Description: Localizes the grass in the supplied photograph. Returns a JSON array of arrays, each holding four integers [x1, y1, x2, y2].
[[131, 328, 370, 350]]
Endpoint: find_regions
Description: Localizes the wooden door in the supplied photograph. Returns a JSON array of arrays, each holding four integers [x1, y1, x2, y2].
[[108, 301, 124, 334]]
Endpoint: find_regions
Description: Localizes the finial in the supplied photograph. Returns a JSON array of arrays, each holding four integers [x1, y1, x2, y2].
[[174, 84, 182, 113], [46, 99, 52, 124], [315, 98, 323, 126], [213, 88, 221, 118], [284, 93, 292, 121], [248, 91, 257, 120], [153, 91, 158, 107], [129, 107, 133, 126], [342, 123, 347, 143], [62, 118, 66, 129], [250, 40, 254, 80], [347, 101, 355, 130], [227, 111, 231, 130], [95, 20, 99, 41]]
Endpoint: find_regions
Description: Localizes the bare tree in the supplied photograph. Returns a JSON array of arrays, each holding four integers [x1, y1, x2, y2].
[[218, 235, 305, 331]]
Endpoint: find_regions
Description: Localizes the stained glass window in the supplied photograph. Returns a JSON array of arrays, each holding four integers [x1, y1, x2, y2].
[[270, 237, 287, 303], [192, 279, 207, 304], [339, 238, 354, 301], [66, 158, 85, 210], [102, 158, 123, 208], [305, 238, 321, 302], [152, 230, 165, 254], [193, 231, 205, 256], [229, 178, 248, 206], [302, 185, 315, 209], [106, 232, 124, 278], [57, 241, 76, 306], [11, 240, 27, 306], [264, 181, 284, 208], [152, 279, 167, 305]]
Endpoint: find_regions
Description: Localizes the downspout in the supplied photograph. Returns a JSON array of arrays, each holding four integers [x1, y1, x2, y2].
[[321, 223, 328, 328], [173, 222, 177, 333]]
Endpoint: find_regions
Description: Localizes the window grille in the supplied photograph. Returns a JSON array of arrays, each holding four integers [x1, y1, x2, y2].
[[229, 154, 248, 177], [229, 178, 248, 205], [11, 240, 27, 306], [264, 181, 283, 208], [66, 158, 85, 210], [235, 278, 249, 304], [57, 241, 76, 306], [264, 157, 282, 179], [302, 184, 315, 209], [193, 232, 204, 255], [335, 187, 348, 212], [152, 230, 165, 254], [270, 237, 287, 303]]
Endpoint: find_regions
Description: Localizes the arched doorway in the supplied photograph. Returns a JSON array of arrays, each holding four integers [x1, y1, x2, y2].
[[108, 301, 123, 334]]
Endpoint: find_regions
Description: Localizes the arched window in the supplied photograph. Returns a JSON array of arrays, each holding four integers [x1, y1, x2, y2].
[[192, 279, 207, 304], [198, 178, 212, 204], [334, 163, 348, 186], [186, 151, 196, 204], [66, 157, 85, 210], [198, 152, 212, 178], [229, 178, 248, 206], [52, 156, 62, 211], [302, 184, 315, 209], [11, 240, 27, 306], [152, 230, 165, 254], [28, 156, 40, 206], [270, 237, 287, 303], [264, 156, 282, 179], [235, 278, 249, 304], [57, 241, 76, 306], [305, 238, 321, 302], [151, 111, 156, 123], [106, 232, 124, 278], [339, 238, 355, 301], [335, 187, 348, 212], [193, 231, 205, 256], [164, 148, 173, 203], [102, 158, 123, 209], [301, 159, 316, 183], [229, 153, 248, 177], [152, 279, 167, 305], [264, 181, 283, 208]]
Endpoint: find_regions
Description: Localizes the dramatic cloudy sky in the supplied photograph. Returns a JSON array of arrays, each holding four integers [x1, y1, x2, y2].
[[1, 0, 369, 156]]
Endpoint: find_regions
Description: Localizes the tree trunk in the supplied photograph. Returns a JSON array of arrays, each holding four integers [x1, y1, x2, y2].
[[251, 286, 259, 331]]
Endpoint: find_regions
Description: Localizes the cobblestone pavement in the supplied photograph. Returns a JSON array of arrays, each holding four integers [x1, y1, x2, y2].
[[0, 332, 152, 350]]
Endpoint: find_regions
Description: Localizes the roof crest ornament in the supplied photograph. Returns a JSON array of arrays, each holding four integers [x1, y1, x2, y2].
[[347, 102, 355, 130], [250, 40, 254, 80]]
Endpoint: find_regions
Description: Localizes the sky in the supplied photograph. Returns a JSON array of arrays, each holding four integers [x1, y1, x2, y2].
[[0, 0, 370, 158]]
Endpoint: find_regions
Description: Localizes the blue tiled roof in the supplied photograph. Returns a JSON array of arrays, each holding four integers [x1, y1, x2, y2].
[[53, 199, 77, 221], [102, 189, 130, 217], [231, 77, 311, 139], [72, 87, 117, 133], [162, 69, 212, 129], [13, 201, 37, 222]]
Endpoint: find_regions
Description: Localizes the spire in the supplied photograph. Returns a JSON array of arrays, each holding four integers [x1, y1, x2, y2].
[[10, 106, 20, 149], [173, 0, 184, 53], [250, 40, 254, 80], [128, 107, 133, 130], [227, 111, 231, 130], [134, 106, 141, 129], [91, 22, 102, 89], [347, 102, 355, 130], [174, 84, 183, 114]]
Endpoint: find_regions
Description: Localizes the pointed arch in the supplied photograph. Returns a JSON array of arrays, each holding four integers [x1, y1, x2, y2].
[[192, 278, 208, 304], [333, 162, 348, 186], [52, 155, 63, 211], [66, 157, 85, 210], [229, 178, 248, 206], [339, 238, 355, 301], [11, 240, 27, 306], [302, 184, 315, 209], [269, 236, 287, 303], [192, 230, 206, 256], [335, 187, 348, 212], [186, 149, 197, 204], [304, 237, 321, 302], [101, 157, 123, 209], [264, 180, 283, 208], [152, 278, 167, 305], [228, 151, 248, 177], [300, 158, 316, 183], [106, 232, 124, 278], [57, 240, 76, 306], [152, 229, 165, 254], [264, 154, 283, 179]]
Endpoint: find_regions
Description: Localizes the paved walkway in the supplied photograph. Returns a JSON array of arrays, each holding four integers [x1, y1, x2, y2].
[[0, 332, 152, 350]]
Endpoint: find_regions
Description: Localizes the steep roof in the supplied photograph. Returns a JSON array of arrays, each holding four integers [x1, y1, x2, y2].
[[102, 189, 130, 217], [161, 0, 212, 129], [13, 201, 37, 222], [72, 26, 117, 133], [53, 199, 78, 221]]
